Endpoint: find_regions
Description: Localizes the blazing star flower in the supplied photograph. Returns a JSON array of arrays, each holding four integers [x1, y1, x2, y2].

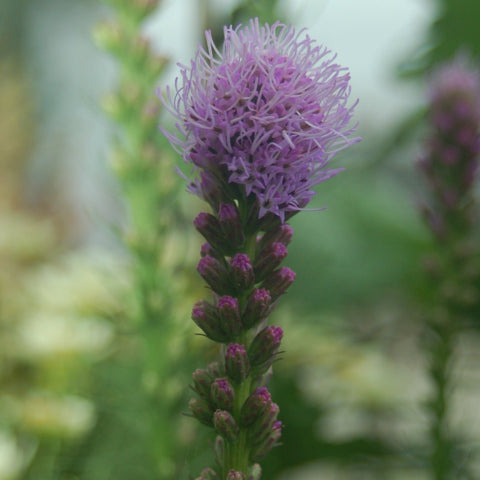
[[161, 18, 359, 221], [419, 54, 480, 238], [163, 19, 360, 478]]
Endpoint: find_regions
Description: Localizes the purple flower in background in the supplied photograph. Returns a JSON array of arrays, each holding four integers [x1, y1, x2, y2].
[[419, 54, 480, 239], [161, 18, 359, 221], [416, 53, 480, 480]]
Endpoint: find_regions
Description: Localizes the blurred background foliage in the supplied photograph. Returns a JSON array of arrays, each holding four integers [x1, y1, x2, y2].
[[0, 0, 479, 479]]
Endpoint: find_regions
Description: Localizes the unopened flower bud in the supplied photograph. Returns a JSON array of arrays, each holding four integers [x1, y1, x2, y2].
[[213, 435, 225, 469], [258, 224, 293, 251], [249, 402, 280, 442], [197, 256, 230, 294], [225, 344, 250, 384], [211, 378, 235, 411], [230, 254, 255, 291], [195, 467, 219, 480], [218, 204, 245, 250], [192, 300, 230, 343], [261, 267, 296, 301], [213, 410, 240, 443], [226, 470, 246, 480], [254, 242, 288, 281], [200, 242, 222, 260], [132, 35, 150, 65], [92, 21, 123, 53], [242, 288, 271, 329], [251, 421, 282, 461], [200, 242, 213, 257], [257, 211, 282, 234], [240, 387, 272, 427], [102, 92, 125, 121], [198, 171, 228, 211], [247, 464, 262, 480], [189, 397, 214, 426], [194, 213, 223, 252], [192, 368, 213, 400], [207, 361, 224, 379], [217, 296, 242, 338], [248, 326, 283, 374]]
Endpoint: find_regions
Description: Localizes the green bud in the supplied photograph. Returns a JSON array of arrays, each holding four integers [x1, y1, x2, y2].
[[226, 470, 246, 480], [213, 410, 240, 443], [192, 368, 213, 400], [247, 464, 262, 480], [225, 344, 250, 384], [195, 467, 219, 480], [189, 397, 213, 427], [210, 378, 235, 412]]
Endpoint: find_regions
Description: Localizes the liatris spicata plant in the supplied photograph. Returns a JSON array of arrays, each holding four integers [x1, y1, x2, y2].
[[94, 1, 193, 477], [418, 54, 480, 480], [160, 18, 359, 478]]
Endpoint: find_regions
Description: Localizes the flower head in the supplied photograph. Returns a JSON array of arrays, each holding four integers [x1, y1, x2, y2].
[[419, 54, 480, 238], [161, 18, 359, 221]]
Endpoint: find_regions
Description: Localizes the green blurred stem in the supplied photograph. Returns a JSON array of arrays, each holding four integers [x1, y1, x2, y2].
[[427, 317, 455, 480], [99, 1, 182, 477]]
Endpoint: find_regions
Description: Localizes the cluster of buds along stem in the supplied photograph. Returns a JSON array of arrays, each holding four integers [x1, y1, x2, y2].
[[418, 54, 480, 316], [189, 196, 295, 478], [416, 54, 480, 480], [418, 54, 480, 241], [161, 18, 360, 479]]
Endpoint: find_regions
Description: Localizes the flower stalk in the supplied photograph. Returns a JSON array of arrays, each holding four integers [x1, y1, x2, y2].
[[418, 54, 480, 480], [160, 18, 359, 477], [94, 0, 189, 477]]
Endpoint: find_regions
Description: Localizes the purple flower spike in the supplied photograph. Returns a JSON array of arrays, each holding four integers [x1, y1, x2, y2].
[[160, 18, 359, 221], [166, 17, 357, 475], [419, 54, 480, 239]]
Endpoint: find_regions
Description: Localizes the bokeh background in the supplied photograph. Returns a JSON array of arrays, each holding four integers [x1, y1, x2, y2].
[[1, 0, 480, 479]]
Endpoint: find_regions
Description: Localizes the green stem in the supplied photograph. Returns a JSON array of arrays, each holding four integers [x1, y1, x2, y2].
[[227, 377, 252, 474], [222, 234, 258, 475], [427, 318, 455, 480]]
